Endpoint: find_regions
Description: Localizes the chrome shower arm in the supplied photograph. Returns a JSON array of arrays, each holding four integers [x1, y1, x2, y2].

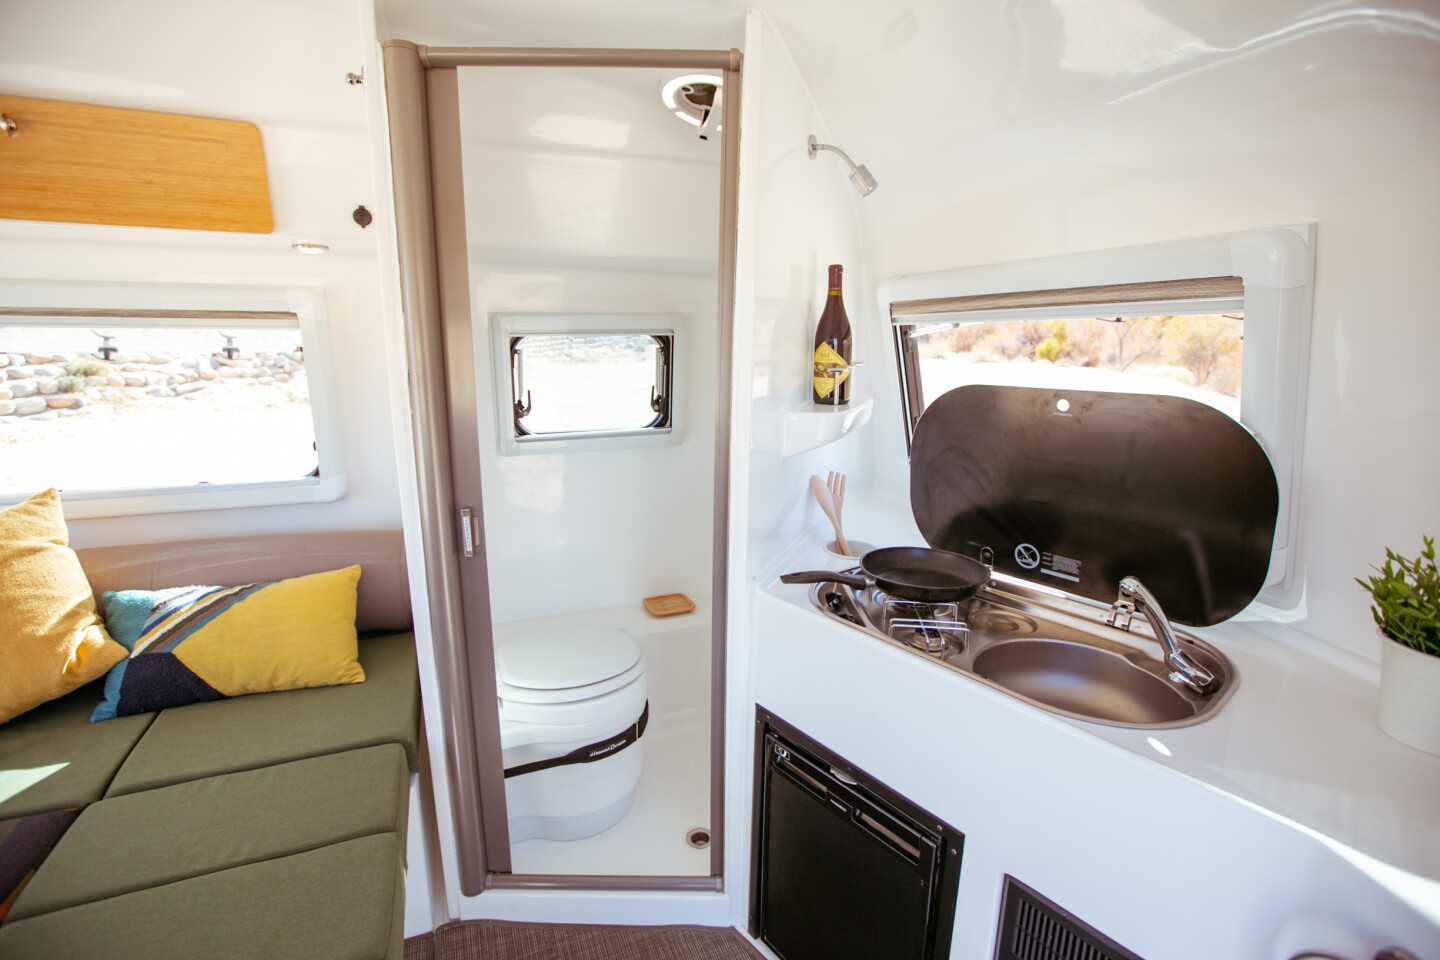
[[807, 135, 879, 196]]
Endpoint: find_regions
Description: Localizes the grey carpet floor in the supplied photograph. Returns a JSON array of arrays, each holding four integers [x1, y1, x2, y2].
[[405, 920, 766, 960]]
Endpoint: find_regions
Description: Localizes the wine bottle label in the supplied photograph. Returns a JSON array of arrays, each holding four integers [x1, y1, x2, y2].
[[813, 342, 850, 398]]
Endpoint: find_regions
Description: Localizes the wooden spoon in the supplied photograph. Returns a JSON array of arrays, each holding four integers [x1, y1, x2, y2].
[[810, 475, 852, 556]]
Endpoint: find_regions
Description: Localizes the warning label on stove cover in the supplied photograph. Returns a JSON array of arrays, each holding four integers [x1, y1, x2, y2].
[[1039, 550, 1081, 583], [1013, 543, 1082, 582]]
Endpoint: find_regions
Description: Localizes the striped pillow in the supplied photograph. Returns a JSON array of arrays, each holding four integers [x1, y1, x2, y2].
[[90, 565, 364, 722]]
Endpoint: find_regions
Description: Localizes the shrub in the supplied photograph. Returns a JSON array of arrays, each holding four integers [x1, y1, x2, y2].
[[67, 357, 110, 378]]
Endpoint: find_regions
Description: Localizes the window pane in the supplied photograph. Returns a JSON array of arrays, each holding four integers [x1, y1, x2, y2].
[[0, 324, 316, 495], [515, 334, 664, 435], [908, 313, 1243, 420]]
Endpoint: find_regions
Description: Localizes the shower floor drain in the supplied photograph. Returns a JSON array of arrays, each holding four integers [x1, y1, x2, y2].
[[686, 827, 711, 849]]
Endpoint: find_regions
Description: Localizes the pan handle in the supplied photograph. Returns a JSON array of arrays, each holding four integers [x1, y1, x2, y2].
[[781, 570, 869, 591]]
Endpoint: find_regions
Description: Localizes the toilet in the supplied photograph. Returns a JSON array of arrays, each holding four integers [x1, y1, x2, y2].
[[495, 625, 649, 843]]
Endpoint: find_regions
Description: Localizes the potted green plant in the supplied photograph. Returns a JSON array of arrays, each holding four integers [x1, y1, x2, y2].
[[1357, 536, 1440, 754]]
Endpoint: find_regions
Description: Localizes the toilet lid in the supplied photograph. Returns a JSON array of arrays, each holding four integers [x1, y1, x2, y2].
[[495, 626, 642, 692]]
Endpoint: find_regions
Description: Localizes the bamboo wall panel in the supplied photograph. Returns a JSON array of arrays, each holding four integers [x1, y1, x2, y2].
[[0, 94, 273, 233]]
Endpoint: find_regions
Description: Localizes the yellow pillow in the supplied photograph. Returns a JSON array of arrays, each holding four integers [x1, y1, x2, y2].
[[0, 489, 126, 724], [91, 565, 365, 720]]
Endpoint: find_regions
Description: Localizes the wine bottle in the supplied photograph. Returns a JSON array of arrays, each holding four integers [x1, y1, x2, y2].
[[812, 264, 852, 405]]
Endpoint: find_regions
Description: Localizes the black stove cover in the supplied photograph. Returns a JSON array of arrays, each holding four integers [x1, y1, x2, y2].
[[910, 385, 1278, 626]]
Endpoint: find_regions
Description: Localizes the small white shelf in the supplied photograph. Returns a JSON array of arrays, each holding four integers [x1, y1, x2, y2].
[[775, 395, 874, 459]]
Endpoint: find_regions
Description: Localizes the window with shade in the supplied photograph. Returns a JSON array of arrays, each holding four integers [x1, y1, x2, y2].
[[892, 277, 1246, 448], [0, 281, 346, 518], [492, 314, 682, 455]]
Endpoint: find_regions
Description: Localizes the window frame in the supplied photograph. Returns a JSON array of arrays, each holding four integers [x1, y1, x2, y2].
[[490, 313, 684, 456], [881, 225, 1315, 594], [0, 279, 347, 518]]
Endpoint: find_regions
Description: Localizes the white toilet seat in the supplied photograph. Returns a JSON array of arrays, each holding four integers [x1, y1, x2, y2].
[[496, 658, 645, 706], [496, 626, 641, 691]]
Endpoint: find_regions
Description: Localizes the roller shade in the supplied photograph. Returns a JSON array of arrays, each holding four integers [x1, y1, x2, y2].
[[889, 276, 1244, 319]]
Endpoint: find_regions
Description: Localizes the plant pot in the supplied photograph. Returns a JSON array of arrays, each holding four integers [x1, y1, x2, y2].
[[1377, 629, 1440, 755]]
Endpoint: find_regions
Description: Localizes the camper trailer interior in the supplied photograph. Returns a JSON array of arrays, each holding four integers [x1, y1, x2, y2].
[[1, 1, 1437, 959]]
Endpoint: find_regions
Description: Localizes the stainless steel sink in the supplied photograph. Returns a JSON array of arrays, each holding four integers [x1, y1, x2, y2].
[[806, 575, 1236, 729], [970, 638, 1193, 725]]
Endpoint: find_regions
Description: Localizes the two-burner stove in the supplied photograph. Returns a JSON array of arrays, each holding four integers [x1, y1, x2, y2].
[[812, 567, 1043, 659]]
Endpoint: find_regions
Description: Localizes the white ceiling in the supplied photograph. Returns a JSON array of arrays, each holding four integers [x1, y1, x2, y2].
[[378, 0, 1440, 272]]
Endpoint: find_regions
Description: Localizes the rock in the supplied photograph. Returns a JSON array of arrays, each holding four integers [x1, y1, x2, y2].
[[12, 397, 47, 416], [0, 386, 9, 400], [0, 355, 8, 369], [273, 373, 290, 384], [102, 389, 125, 401], [30, 411, 57, 421], [122, 363, 143, 372], [47, 394, 82, 410], [86, 375, 108, 387], [106, 375, 124, 387], [5, 368, 30, 380], [25, 353, 55, 364], [8, 380, 37, 398], [198, 368, 218, 380], [51, 353, 74, 364], [174, 381, 207, 396], [123, 374, 147, 387], [37, 379, 58, 396], [181, 358, 199, 369], [217, 367, 245, 378], [0, 400, 13, 416], [258, 377, 274, 386], [146, 385, 175, 398], [30, 365, 65, 378], [148, 352, 172, 364]]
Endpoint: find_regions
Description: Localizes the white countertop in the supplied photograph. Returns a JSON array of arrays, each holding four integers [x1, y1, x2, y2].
[[760, 488, 1440, 900]]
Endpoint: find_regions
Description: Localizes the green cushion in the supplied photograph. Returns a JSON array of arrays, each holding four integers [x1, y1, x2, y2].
[[9, 743, 408, 921], [106, 631, 419, 797], [0, 680, 153, 819], [0, 833, 404, 960]]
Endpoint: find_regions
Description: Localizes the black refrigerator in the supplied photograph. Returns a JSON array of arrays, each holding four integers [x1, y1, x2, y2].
[[750, 709, 964, 960]]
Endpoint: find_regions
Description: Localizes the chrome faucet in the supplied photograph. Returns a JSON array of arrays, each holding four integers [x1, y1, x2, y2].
[[1107, 577, 1220, 696]]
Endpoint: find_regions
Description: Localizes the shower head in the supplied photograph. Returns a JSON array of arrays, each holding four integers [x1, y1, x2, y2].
[[808, 135, 878, 197]]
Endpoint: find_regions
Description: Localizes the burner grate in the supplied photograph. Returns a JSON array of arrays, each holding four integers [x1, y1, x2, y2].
[[880, 596, 967, 654]]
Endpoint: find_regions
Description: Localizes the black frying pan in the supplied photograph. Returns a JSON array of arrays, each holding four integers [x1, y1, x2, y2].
[[781, 546, 991, 604]]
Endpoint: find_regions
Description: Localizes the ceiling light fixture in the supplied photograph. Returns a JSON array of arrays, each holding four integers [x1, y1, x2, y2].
[[661, 74, 723, 139], [291, 242, 330, 255]]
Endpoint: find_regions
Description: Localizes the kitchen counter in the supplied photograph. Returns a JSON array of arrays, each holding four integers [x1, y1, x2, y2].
[[751, 488, 1440, 958]]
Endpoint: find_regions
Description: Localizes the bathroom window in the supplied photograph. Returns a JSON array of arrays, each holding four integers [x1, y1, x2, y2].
[[493, 314, 681, 454], [0, 281, 346, 518], [883, 226, 1316, 593]]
